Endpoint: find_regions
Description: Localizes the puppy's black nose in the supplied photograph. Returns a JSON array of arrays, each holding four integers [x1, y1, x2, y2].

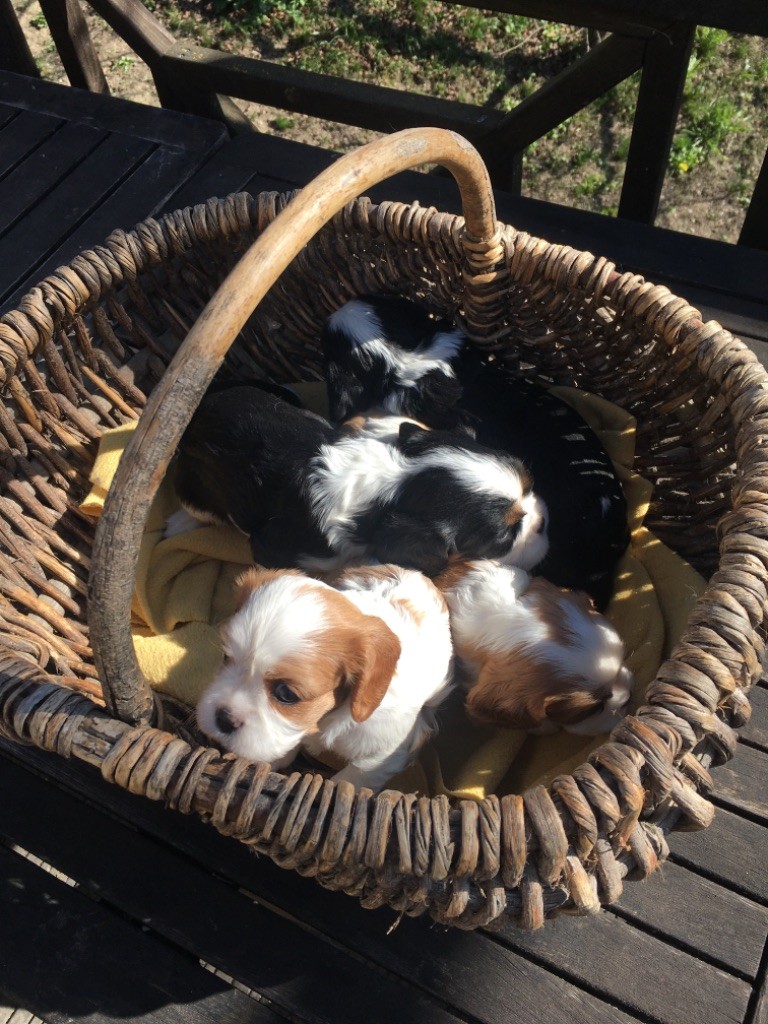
[[215, 707, 241, 734]]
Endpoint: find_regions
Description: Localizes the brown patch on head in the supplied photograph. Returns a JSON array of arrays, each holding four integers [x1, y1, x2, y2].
[[391, 596, 426, 625], [524, 578, 601, 649], [464, 645, 610, 730], [504, 502, 526, 528], [233, 566, 304, 612], [264, 584, 402, 728], [433, 558, 477, 594]]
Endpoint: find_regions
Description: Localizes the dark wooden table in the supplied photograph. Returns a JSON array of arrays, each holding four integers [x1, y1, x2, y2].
[[1, 68, 768, 1024]]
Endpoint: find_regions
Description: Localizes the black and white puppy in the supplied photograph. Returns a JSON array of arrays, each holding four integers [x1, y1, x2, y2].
[[322, 295, 629, 610], [323, 295, 469, 429], [168, 380, 548, 576]]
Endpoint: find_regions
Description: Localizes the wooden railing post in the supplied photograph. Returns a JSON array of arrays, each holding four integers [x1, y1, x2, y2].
[[37, 0, 109, 93], [618, 22, 695, 223], [739, 147, 768, 251], [471, 32, 645, 192], [0, 0, 40, 78]]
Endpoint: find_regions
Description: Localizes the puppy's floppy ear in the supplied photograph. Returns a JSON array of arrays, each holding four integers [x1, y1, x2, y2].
[[348, 616, 402, 722], [410, 371, 465, 425], [397, 420, 431, 449], [397, 419, 428, 444], [541, 689, 608, 727], [373, 513, 452, 577], [464, 673, 536, 730]]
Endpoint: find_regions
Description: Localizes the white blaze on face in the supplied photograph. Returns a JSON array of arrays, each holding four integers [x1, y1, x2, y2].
[[196, 574, 329, 766]]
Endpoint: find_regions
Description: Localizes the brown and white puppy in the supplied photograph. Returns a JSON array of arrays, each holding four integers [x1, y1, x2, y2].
[[436, 560, 633, 734], [196, 564, 454, 791]]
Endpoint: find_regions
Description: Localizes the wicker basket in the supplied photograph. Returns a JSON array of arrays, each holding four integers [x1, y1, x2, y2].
[[0, 128, 765, 931]]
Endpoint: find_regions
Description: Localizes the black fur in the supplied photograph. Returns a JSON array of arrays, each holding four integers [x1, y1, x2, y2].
[[175, 382, 337, 567], [322, 295, 630, 610], [322, 294, 467, 429], [174, 379, 532, 576], [454, 352, 629, 611]]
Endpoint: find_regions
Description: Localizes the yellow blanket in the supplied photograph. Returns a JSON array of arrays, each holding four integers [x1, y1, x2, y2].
[[81, 383, 705, 798]]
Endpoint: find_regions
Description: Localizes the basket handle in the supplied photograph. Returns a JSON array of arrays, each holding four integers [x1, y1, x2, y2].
[[88, 127, 500, 725]]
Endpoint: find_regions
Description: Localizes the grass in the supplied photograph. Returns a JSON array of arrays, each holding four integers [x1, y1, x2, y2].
[[146, 1, 768, 239]]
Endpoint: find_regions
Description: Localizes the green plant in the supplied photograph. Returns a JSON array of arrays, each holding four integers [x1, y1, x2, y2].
[[271, 114, 296, 131], [112, 54, 134, 72], [575, 172, 605, 197], [29, 13, 46, 28]]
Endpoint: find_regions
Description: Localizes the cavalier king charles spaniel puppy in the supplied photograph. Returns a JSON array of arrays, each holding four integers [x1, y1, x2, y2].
[[322, 295, 629, 610], [196, 564, 453, 791], [436, 559, 633, 734], [167, 380, 548, 576]]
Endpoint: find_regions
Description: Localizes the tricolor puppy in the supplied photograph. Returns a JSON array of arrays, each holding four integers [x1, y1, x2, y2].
[[196, 564, 454, 791], [323, 294, 629, 610], [322, 294, 469, 428], [169, 379, 548, 577], [436, 560, 634, 734]]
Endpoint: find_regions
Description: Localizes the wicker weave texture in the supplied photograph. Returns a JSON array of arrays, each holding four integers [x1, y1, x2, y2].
[[0, 184, 765, 929]]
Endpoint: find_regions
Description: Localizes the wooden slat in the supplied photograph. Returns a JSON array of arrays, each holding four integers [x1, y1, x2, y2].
[[740, 686, 768, 749], [438, 0, 768, 36], [0, 843, 287, 1024], [0, 69, 226, 151], [159, 139, 281, 212], [0, 742, 646, 1024], [668, 805, 768, 905], [0, 755, 474, 1024], [711, 743, 768, 822], [4, 142, 225, 310], [609, 859, 768, 977], [753, 970, 768, 1024], [160, 41, 504, 140], [0, 109, 62, 180], [0, 1005, 43, 1024], [492, 910, 751, 1024], [0, 131, 153, 304], [3, 740, 757, 1024], [670, 286, 768, 346], [0, 104, 19, 133], [0, 120, 103, 236]]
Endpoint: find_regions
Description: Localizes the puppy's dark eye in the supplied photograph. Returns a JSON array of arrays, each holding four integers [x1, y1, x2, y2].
[[273, 680, 299, 704]]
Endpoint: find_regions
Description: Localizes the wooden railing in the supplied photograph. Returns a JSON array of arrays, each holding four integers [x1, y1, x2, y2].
[[3, 0, 768, 245]]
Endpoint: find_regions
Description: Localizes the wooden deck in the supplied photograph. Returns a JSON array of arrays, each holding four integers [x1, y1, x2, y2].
[[2, 68, 768, 1024]]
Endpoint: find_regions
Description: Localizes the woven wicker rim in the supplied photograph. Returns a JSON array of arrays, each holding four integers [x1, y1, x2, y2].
[[0, 131, 765, 929]]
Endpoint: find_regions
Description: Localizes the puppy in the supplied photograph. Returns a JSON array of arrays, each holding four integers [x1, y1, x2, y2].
[[196, 564, 453, 791], [322, 295, 468, 428], [170, 380, 548, 576], [436, 559, 633, 735], [322, 295, 629, 610]]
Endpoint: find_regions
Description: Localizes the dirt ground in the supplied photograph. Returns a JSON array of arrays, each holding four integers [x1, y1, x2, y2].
[[12, 0, 766, 244]]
